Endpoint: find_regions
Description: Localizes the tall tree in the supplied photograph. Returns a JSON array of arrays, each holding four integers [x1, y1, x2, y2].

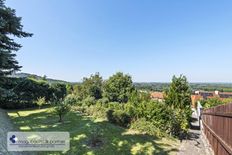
[[103, 72, 134, 103], [164, 75, 191, 109], [0, 0, 32, 77]]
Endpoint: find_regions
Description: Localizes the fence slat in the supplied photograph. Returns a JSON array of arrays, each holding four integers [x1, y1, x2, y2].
[[202, 103, 232, 155]]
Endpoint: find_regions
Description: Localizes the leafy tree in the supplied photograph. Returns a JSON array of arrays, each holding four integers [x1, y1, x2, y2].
[[73, 84, 84, 100], [0, 0, 33, 77], [82, 72, 103, 99], [165, 75, 192, 109], [103, 72, 134, 103], [164, 75, 192, 138]]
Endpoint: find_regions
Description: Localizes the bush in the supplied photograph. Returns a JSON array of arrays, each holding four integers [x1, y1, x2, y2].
[[0, 78, 67, 109], [82, 96, 96, 106], [36, 97, 46, 109], [107, 109, 131, 127], [106, 102, 123, 110], [96, 97, 109, 105], [201, 97, 224, 108], [64, 94, 80, 105], [85, 104, 107, 119], [125, 101, 190, 138], [130, 118, 163, 137]]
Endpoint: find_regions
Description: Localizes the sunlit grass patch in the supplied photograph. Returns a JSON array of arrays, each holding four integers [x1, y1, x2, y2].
[[8, 107, 179, 155]]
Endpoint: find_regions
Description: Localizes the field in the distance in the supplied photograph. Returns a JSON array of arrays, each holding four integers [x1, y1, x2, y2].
[[8, 108, 179, 155]]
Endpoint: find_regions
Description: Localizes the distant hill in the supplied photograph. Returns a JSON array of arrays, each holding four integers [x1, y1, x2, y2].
[[10, 72, 69, 84], [134, 82, 232, 92]]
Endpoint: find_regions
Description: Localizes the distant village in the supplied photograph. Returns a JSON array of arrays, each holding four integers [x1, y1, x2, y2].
[[150, 90, 232, 108]]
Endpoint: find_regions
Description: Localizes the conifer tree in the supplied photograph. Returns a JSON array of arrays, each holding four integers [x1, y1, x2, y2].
[[0, 0, 32, 77]]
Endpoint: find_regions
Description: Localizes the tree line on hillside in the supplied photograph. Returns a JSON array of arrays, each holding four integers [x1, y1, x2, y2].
[[134, 82, 232, 92]]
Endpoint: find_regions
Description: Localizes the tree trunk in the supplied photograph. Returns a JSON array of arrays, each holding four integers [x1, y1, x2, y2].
[[58, 114, 63, 123]]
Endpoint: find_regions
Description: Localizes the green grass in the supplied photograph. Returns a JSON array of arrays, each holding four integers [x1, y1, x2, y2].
[[8, 107, 179, 155]]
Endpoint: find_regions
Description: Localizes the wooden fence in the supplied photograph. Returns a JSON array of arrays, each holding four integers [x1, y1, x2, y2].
[[201, 103, 232, 155]]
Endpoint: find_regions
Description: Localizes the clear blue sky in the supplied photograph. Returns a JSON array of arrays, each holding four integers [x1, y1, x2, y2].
[[6, 0, 232, 82]]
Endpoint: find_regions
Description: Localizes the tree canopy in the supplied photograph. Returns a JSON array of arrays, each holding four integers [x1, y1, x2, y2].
[[165, 75, 191, 109], [103, 72, 134, 103], [82, 72, 103, 99], [0, 0, 32, 77]]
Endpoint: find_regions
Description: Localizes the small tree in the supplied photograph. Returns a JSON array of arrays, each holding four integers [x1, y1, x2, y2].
[[54, 100, 71, 123], [36, 97, 46, 109]]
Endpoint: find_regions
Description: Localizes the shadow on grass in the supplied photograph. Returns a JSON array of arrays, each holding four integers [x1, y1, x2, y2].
[[9, 108, 179, 155]]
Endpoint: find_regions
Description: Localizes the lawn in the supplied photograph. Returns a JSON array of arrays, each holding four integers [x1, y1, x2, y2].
[[8, 107, 179, 155]]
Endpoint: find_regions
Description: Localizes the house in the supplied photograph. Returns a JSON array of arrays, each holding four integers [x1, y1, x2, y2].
[[150, 92, 164, 102], [191, 90, 232, 108]]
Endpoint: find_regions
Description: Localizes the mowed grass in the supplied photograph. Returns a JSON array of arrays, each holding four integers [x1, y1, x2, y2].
[[8, 107, 179, 155]]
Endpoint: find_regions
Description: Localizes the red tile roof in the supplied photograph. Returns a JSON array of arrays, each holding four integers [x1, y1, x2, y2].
[[150, 92, 164, 99]]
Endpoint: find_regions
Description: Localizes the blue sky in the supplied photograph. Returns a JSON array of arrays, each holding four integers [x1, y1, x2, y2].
[[6, 0, 232, 82]]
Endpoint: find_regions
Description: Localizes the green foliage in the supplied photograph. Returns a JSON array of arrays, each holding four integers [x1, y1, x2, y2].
[[0, 0, 33, 77], [64, 94, 79, 105], [222, 98, 232, 104], [66, 84, 73, 94], [168, 109, 190, 138], [106, 102, 124, 110], [0, 78, 67, 109], [164, 75, 192, 138], [201, 97, 224, 108], [165, 75, 191, 109], [201, 97, 232, 109], [85, 103, 107, 119], [103, 72, 134, 103], [106, 109, 131, 127], [130, 118, 163, 137], [36, 97, 46, 109], [72, 84, 84, 100], [50, 83, 67, 100], [54, 99, 71, 122], [82, 96, 96, 106], [96, 97, 109, 105], [82, 73, 103, 99]]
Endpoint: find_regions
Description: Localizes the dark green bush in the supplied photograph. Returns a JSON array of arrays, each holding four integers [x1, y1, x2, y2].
[[0, 78, 67, 109], [106, 109, 131, 127]]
